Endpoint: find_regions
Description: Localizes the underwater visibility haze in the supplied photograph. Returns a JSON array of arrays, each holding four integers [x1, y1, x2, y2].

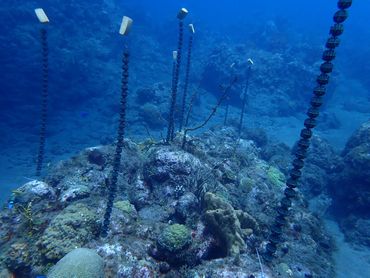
[[0, 0, 369, 277]]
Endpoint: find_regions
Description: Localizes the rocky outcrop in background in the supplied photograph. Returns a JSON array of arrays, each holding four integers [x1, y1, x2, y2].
[[329, 121, 370, 247]]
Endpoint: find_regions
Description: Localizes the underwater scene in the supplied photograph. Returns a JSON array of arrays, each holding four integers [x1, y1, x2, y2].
[[0, 0, 369, 277]]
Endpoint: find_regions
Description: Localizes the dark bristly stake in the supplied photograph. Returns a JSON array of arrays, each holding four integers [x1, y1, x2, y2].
[[179, 23, 195, 132], [182, 76, 238, 149], [34, 8, 50, 177], [101, 15, 133, 238], [166, 8, 188, 143], [262, 0, 352, 262], [223, 62, 237, 126], [238, 58, 253, 137], [168, 50, 178, 140]]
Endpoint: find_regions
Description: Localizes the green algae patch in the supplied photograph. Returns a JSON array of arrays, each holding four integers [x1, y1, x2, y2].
[[267, 166, 286, 188], [38, 203, 99, 261], [158, 224, 192, 253], [114, 200, 136, 214]]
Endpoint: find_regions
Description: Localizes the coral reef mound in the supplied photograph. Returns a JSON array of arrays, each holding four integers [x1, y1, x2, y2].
[[0, 129, 336, 277]]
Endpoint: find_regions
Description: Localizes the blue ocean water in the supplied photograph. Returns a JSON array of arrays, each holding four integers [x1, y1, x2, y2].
[[0, 0, 369, 277]]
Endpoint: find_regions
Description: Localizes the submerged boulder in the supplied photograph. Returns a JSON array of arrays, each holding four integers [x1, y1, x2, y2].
[[343, 120, 370, 155], [143, 146, 203, 204], [329, 120, 370, 218], [144, 147, 202, 185], [293, 135, 343, 198], [327, 121, 370, 247], [13, 180, 56, 204]]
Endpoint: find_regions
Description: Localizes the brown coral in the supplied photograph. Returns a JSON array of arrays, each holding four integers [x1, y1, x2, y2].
[[202, 192, 259, 256]]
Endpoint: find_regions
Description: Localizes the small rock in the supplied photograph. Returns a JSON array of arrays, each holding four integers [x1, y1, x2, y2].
[[16, 180, 56, 204], [87, 148, 106, 166], [175, 193, 198, 221]]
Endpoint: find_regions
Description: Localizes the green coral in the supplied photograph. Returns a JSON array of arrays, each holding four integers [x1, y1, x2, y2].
[[114, 200, 135, 214], [202, 192, 259, 257], [158, 224, 192, 253], [267, 166, 286, 187], [38, 203, 99, 261]]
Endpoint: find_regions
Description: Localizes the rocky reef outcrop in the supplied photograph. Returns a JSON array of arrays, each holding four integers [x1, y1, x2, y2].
[[198, 44, 317, 117], [0, 129, 336, 277], [328, 120, 370, 247]]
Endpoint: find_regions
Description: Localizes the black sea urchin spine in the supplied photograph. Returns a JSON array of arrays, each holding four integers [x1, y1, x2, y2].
[[263, 0, 352, 262]]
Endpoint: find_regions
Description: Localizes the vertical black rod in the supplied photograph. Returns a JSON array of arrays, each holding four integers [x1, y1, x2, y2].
[[263, 0, 352, 262], [166, 20, 184, 143], [179, 34, 193, 131], [182, 76, 237, 149], [223, 100, 229, 126], [35, 28, 48, 176], [238, 65, 252, 137], [184, 80, 203, 129], [101, 47, 130, 237], [168, 58, 177, 140], [224, 63, 237, 127]]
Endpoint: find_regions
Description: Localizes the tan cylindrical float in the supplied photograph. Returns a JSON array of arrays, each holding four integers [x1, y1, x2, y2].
[[119, 16, 133, 36], [177, 8, 188, 20], [34, 8, 49, 23]]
